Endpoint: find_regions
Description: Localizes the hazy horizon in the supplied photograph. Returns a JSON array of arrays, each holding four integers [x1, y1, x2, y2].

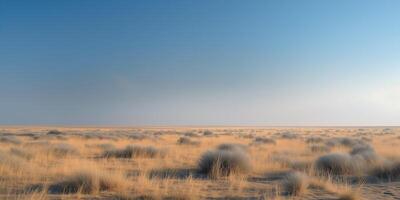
[[1, 1, 400, 126]]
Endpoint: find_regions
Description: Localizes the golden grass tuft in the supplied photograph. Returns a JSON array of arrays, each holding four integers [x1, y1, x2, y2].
[[48, 170, 128, 194], [282, 172, 309, 196]]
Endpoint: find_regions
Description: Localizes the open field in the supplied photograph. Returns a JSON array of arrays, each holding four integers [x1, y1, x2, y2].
[[0, 127, 399, 200]]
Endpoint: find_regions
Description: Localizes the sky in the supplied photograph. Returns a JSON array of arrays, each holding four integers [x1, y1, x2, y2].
[[0, 0, 400, 126]]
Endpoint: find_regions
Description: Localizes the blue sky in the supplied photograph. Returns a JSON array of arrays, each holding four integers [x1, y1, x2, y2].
[[1, 0, 399, 126]]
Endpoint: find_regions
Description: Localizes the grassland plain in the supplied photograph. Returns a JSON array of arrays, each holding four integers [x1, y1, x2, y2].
[[0, 126, 399, 200]]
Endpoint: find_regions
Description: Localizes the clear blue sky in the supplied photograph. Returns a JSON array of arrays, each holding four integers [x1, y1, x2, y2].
[[1, 0, 399, 126]]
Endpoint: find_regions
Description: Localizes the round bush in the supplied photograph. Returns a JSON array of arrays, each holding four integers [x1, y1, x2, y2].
[[314, 153, 355, 175], [198, 149, 251, 177]]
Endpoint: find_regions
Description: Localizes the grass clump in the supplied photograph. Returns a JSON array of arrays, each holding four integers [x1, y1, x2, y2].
[[325, 137, 366, 148], [350, 145, 381, 165], [314, 153, 355, 175], [203, 130, 213, 136], [309, 145, 331, 153], [369, 161, 400, 181], [198, 148, 251, 178], [48, 143, 79, 157], [0, 135, 21, 145], [251, 137, 276, 145], [9, 147, 34, 160], [176, 137, 200, 145], [48, 170, 127, 194], [96, 143, 116, 150], [103, 145, 163, 159], [47, 130, 64, 135], [279, 132, 298, 139], [217, 143, 248, 152], [306, 137, 324, 144], [0, 150, 26, 172], [183, 132, 199, 137], [282, 172, 309, 196]]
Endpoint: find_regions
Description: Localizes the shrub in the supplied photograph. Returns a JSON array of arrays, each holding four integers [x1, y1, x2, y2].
[[203, 130, 213, 136], [369, 161, 400, 181], [251, 137, 276, 145], [239, 134, 255, 139], [282, 172, 309, 196], [10, 147, 34, 160], [0, 135, 21, 145], [128, 134, 148, 140], [325, 137, 366, 148], [198, 149, 251, 177], [48, 170, 126, 194], [96, 143, 116, 150], [48, 143, 79, 157], [314, 153, 355, 175], [306, 137, 324, 144], [47, 130, 64, 135], [0, 150, 26, 171], [102, 145, 163, 158], [280, 132, 298, 139], [176, 137, 200, 145], [184, 132, 199, 137], [217, 143, 248, 152], [350, 145, 381, 165], [309, 145, 331, 153]]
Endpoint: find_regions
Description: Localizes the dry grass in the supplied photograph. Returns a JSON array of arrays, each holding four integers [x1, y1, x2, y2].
[[0, 127, 398, 199], [47, 170, 128, 194], [282, 172, 309, 196]]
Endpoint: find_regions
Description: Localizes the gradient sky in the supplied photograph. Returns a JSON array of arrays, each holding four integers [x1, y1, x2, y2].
[[1, 0, 400, 126]]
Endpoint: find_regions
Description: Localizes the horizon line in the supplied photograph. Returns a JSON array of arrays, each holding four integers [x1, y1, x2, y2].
[[0, 124, 399, 129]]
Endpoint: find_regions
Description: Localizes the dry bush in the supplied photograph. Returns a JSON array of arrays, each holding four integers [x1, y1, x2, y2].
[[279, 132, 298, 139], [183, 132, 199, 137], [314, 153, 355, 175], [47, 143, 79, 157], [325, 137, 366, 148], [96, 143, 116, 150], [369, 161, 400, 181], [47, 130, 64, 136], [309, 145, 331, 153], [238, 133, 255, 139], [176, 137, 200, 145], [251, 137, 276, 145], [309, 176, 361, 200], [9, 147, 34, 160], [306, 137, 324, 144], [217, 143, 248, 152], [198, 148, 251, 178], [103, 145, 164, 158], [203, 130, 213, 136], [128, 133, 149, 140], [282, 172, 309, 196], [350, 145, 382, 165], [0, 150, 26, 172], [0, 135, 21, 145], [48, 170, 128, 194], [350, 145, 375, 155]]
